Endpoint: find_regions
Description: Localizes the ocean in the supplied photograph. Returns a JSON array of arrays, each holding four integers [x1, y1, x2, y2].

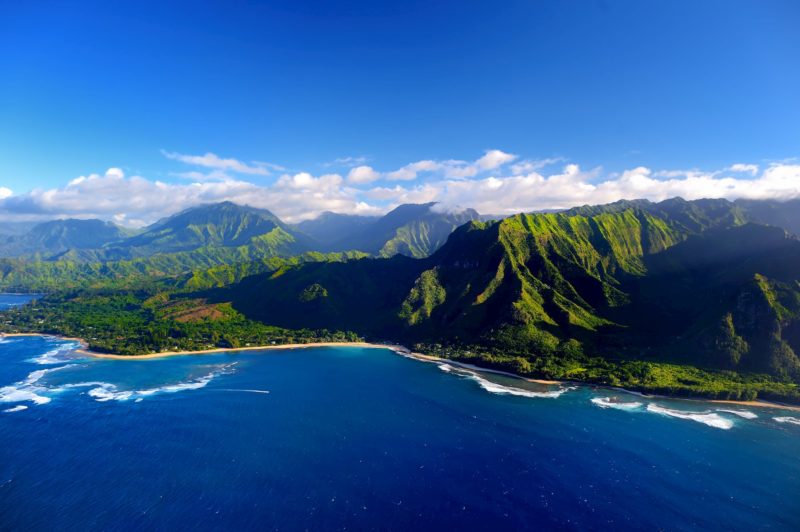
[[1, 295, 799, 530]]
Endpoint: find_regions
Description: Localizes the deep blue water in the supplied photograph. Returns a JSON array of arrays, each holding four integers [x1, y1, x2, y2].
[[1, 299, 800, 530]]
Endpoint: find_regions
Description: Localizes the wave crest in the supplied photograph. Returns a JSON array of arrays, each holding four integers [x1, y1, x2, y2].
[[27, 342, 82, 365], [87, 363, 237, 402], [591, 397, 643, 411], [467, 373, 573, 399], [717, 409, 758, 419], [647, 403, 734, 430]]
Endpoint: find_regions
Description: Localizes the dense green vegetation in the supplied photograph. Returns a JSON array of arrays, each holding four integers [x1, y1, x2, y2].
[[0, 249, 367, 292], [0, 290, 361, 355]]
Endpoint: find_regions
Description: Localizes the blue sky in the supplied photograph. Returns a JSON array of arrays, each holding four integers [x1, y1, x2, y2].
[[1, 0, 799, 224]]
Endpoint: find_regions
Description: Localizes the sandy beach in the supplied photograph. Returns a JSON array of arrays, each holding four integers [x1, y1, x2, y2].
[[81, 341, 405, 360]]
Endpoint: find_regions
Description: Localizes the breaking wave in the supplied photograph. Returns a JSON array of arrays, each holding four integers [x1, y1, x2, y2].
[[717, 409, 758, 419], [646, 403, 734, 430], [3, 405, 28, 413], [27, 342, 82, 365], [0, 366, 73, 406], [467, 373, 573, 399], [591, 397, 643, 411], [773, 416, 800, 426], [86, 363, 237, 402]]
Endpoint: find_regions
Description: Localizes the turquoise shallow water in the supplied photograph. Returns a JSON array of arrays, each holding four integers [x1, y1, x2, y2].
[[1, 297, 799, 530]]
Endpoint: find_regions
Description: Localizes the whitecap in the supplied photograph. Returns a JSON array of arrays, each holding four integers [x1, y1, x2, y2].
[[646, 403, 734, 430], [0, 365, 71, 406], [467, 373, 572, 399], [27, 342, 81, 365], [717, 409, 758, 419], [773, 416, 800, 426], [437, 364, 453, 373], [219, 388, 270, 395], [591, 397, 643, 411], [3, 405, 28, 413], [86, 363, 236, 402]]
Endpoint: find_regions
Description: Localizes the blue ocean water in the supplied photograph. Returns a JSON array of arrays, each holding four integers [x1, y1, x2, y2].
[[1, 299, 799, 529]]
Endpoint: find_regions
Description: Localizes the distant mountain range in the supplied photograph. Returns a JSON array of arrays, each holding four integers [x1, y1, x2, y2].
[[0, 219, 132, 259], [296, 203, 480, 258], [0, 201, 481, 261]]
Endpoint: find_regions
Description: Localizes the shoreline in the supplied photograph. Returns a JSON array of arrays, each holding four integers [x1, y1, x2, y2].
[[3, 331, 800, 412], [81, 341, 404, 360]]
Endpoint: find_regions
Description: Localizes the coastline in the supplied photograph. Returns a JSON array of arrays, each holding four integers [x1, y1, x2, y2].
[[3, 331, 800, 412], [81, 341, 404, 360]]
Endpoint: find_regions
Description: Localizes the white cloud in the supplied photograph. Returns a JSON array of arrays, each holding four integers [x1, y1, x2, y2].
[[2, 151, 799, 226], [728, 163, 759, 176], [0, 168, 371, 225], [161, 150, 273, 176], [386, 160, 442, 181], [347, 165, 381, 184], [476, 149, 517, 171]]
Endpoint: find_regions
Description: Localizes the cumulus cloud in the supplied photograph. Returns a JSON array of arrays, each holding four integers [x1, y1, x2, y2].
[[347, 166, 381, 184], [428, 163, 800, 216], [161, 150, 274, 176], [1, 150, 799, 226], [0, 167, 379, 224]]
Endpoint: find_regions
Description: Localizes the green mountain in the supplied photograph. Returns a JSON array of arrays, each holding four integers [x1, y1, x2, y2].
[[210, 200, 800, 385], [0, 202, 316, 264], [0, 219, 129, 259], [98, 201, 314, 258]]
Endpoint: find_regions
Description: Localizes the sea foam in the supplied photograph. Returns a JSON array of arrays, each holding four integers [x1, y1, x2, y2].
[[0, 366, 71, 406], [646, 404, 734, 430], [3, 405, 28, 413], [591, 397, 643, 411], [27, 342, 81, 365], [717, 409, 758, 419], [773, 416, 800, 426], [467, 373, 573, 399], [86, 363, 236, 402]]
